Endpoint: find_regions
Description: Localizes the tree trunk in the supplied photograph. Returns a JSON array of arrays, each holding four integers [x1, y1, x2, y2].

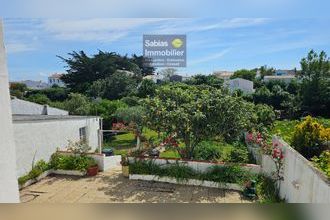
[[136, 135, 141, 149]]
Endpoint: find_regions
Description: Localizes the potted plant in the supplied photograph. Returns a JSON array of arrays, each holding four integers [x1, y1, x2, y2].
[[121, 156, 129, 177], [86, 159, 98, 176]]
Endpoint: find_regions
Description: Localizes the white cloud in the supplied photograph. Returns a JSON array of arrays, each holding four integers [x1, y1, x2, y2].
[[189, 48, 231, 65], [42, 18, 172, 42], [5, 42, 35, 53]]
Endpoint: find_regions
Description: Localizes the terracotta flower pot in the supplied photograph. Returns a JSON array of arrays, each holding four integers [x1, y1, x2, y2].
[[87, 165, 98, 176], [122, 165, 129, 177]]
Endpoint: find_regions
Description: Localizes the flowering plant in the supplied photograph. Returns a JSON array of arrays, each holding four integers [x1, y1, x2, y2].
[[272, 143, 284, 183], [112, 122, 128, 131]]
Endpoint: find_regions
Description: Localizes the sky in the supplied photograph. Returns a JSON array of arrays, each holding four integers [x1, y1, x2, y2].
[[2, 0, 330, 81]]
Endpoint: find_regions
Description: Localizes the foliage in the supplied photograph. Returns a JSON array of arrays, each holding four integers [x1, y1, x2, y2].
[[18, 160, 50, 185], [120, 96, 140, 106], [66, 140, 91, 155], [312, 150, 330, 178], [291, 116, 328, 159], [129, 160, 254, 185], [256, 175, 283, 203], [137, 79, 157, 98], [61, 93, 91, 115], [27, 93, 51, 105], [230, 69, 256, 81], [49, 153, 96, 172], [185, 74, 223, 88], [144, 84, 256, 159], [299, 50, 330, 117], [10, 82, 28, 98], [88, 71, 138, 100], [27, 86, 69, 102], [159, 68, 177, 80], [254, 104, 276, 130], [59, 51, 142, 94], [259, 65, 275, 79]]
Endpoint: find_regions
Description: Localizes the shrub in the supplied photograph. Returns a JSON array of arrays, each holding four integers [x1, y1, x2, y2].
[[291, 116, 327, 159], [49, 153, 96, 172], [193, 141, 221, 161], [312, 150, 330, 178], [228, 147, 249, 163], [18, 160, 50, 185], [256, 175, 283, 203], [202, 165, 253, 184]]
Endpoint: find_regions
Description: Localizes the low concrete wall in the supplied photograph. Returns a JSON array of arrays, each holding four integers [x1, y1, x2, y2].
[[57, 151, 121, 172], [13, 117, 100, 177], [246, 134, 330, 203], [129, 174, 243, 191], [128, 157, 261, 174]]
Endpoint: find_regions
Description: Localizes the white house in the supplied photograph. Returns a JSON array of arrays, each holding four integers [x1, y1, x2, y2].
[[48, 73, 65, 87], [143, 74, 164, 83], [224, 78, 255, 93]]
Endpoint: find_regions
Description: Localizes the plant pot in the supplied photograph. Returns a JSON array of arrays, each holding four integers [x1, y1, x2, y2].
[[87, 165, 98, 176], [122, 165, 129, 177]]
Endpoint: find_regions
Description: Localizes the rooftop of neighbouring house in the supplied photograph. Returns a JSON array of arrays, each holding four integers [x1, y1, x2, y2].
[[12, 114, 99, 122], [49, 73, 64, 79]]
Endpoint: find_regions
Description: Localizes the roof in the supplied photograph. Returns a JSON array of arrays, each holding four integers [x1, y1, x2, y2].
[[213, 71, 234, 77], [12, 115, 100, 122], [49, 73, 64, 79], [228, 78, 253, 83]]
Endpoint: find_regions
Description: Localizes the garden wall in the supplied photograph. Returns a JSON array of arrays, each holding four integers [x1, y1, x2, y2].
[[128, 157, 261, 174], [247, 135, 330, 203]]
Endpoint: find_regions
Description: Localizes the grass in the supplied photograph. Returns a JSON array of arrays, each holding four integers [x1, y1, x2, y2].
[[272, 118, 330, 143], [160, 150, 181, 159], [103, 128, 159, 155]]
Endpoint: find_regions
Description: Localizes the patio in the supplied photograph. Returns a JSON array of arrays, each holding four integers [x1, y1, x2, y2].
[[20, 168, 252, 203]]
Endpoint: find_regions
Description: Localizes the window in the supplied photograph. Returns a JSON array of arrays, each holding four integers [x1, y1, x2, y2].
[[79, 127, 87, 142]]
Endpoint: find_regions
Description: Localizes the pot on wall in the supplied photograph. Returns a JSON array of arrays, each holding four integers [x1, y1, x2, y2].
[[122, 165, 129, 177]]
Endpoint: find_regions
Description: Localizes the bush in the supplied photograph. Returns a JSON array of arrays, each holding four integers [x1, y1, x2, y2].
[[193, 141, 221, 161], [49, 153, 96, 172], [291, 116, 327, 159], [18, 160, 50, 185], [27, 94, 51, 105], [254, 104, 276, 129], [312, 150, 330, 178], [202, 165, 253, 184], [256, 175, 283, 203]]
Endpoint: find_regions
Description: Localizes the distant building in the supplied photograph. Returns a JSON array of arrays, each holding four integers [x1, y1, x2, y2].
[[48, 73, 65, 87], [169, 74, 183, 82], [14, 80, 49, 90], [274, 69, 297, 76], [224, 78, 254, 94], [143, 74, 164, 84], [263, 75, 296, 84], [213, 71, 234, 80]]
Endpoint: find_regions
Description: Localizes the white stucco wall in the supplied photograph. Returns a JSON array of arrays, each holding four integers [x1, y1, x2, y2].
[[247, 134, 330, 203], [225, 78, 254, 93], [13, 116, 100, 177], [11, 98, 68, 115], [0, 20, 20, 202]]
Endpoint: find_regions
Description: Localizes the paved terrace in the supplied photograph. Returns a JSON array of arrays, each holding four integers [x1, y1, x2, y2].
[[20, 168, 252, 203]]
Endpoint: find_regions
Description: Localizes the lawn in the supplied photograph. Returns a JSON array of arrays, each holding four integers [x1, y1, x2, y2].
[[272, 118, 330, 143], [103, 128, 158, 156]]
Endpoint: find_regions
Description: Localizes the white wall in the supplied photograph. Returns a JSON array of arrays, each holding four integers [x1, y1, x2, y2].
[[13, 117, 100, 177], [0, 20, 20, 202], [246, 134, 330, 203], [11, 98, 68, 115]]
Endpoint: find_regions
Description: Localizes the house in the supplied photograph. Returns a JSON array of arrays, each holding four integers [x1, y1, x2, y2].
[[274, 69, 297, 76], [213, 71, 234, 80], [48, 73, 65, 87], [9, 98, 101, 177], [143, 74, 164, 84], [263, 75, 296, 84], [224, 78, 255, 94], [169, 74, 183, 82]]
